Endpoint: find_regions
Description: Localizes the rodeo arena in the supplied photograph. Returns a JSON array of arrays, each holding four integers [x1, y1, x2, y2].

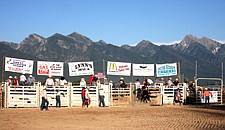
[[1, 57, 225, 129]]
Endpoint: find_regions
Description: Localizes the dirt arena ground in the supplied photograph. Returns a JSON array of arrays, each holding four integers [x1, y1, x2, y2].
[[1, 105, 225, 130]]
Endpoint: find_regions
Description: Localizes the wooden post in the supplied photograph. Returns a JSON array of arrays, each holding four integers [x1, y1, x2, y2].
[[178, 61, 181, 82], [1, 56, 5, 84]]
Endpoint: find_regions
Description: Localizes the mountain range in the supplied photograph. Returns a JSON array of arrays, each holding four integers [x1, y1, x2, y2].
[[0, 32, 224, 82]]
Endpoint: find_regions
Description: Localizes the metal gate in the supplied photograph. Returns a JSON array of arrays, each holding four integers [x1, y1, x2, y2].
[[162, 83, 185, 105], [5, 83, 38, 108], [195, 78, 223, 105], [42, 85, 70, 107], [70, 85, 99, 107]]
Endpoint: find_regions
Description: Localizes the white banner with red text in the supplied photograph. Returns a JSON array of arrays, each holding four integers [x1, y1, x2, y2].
[[37, 61, 64, 76]]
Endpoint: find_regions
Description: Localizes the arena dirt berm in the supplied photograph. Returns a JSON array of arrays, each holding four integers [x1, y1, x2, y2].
[[1, 104, 225, 129]]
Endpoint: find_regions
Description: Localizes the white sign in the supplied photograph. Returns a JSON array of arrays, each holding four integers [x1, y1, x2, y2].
[[107, 61, 131, 76], [133, 64, 154, 76], [68, 61, 94, 76], [5, 57, 34, 74], [37, 61, 64, 76], [156, 63, 177, 77], [200, 91, 218, 103]]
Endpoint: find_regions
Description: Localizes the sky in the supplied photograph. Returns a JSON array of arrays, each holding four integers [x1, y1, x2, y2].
[[0, 0, 225, 46]]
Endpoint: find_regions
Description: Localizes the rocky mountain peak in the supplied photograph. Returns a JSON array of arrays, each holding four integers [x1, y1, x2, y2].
[[29, 34, 45, 41], [182, 34, 200, 44], [136, 40, 154, 48], [98, 40, 107, 45], [17, 33, 46, 49], [67, 32, 93, 45], [121, 44, 132, 50], [177, 34, 221, 53]]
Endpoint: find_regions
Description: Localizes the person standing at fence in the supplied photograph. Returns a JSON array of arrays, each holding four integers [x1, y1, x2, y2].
[[99, 86, 105, 107], [13, 76, 19, 89], [27, 75, 36, 86], [203, 88, 212, 107], [160, 78, 165, 85], [89, 75, 94, 85], [20, 73, 27, 86], [109, 80, 115, 88], [45, 75, 54, 87], [173, 78, 179, 88], [167, 78, 173, 88], [92, 75, 98, 86], [40, 86, 49, 111], [59, 77, 67, 87], [119, 77, 126, 88], [6, 76, 13, 86], [80, 78, 86, 88], [154, 77, 160, 85]]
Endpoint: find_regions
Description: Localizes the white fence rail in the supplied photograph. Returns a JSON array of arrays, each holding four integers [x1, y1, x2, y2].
[[6, 85, 38, 108], [3, 82, 223, 108]]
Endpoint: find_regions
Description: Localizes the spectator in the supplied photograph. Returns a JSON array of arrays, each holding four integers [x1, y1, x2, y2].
[[27, 75, 36, 86], [104, 77, 108, 85], [154, 77, 160, 85], [119, 77, 126, 88], [55, 78, 60, 86], [160, 78, 165, 85], [59, 77, 67, 87], [6, 76, 13, 86], [173, 78, 179, 88], [89, 75, 94, 85], [80, 78, 86, 88], [92, 75, 98, 86], [40, 86, 49, 111], [45, 75, 54, 87], [167, 78, 173, 88], [13, 76, 19, 88], [109, 80, 115, 88], [20, 73, 27, 86]]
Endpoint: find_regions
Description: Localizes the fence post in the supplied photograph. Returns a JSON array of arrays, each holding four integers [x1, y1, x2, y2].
[[68, 82, 72, 107]]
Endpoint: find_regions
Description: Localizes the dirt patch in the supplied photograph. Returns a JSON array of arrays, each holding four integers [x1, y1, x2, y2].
[[1, 105, 225, 130]]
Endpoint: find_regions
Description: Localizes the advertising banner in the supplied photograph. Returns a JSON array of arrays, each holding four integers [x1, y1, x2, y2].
[[68, 61, 94, 76], [133, 63, 154, 76], [107, 61, 131, 76], [37, 61, 64, 76], [5, 57, 34, 74], [156, 63, 177, 77]]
